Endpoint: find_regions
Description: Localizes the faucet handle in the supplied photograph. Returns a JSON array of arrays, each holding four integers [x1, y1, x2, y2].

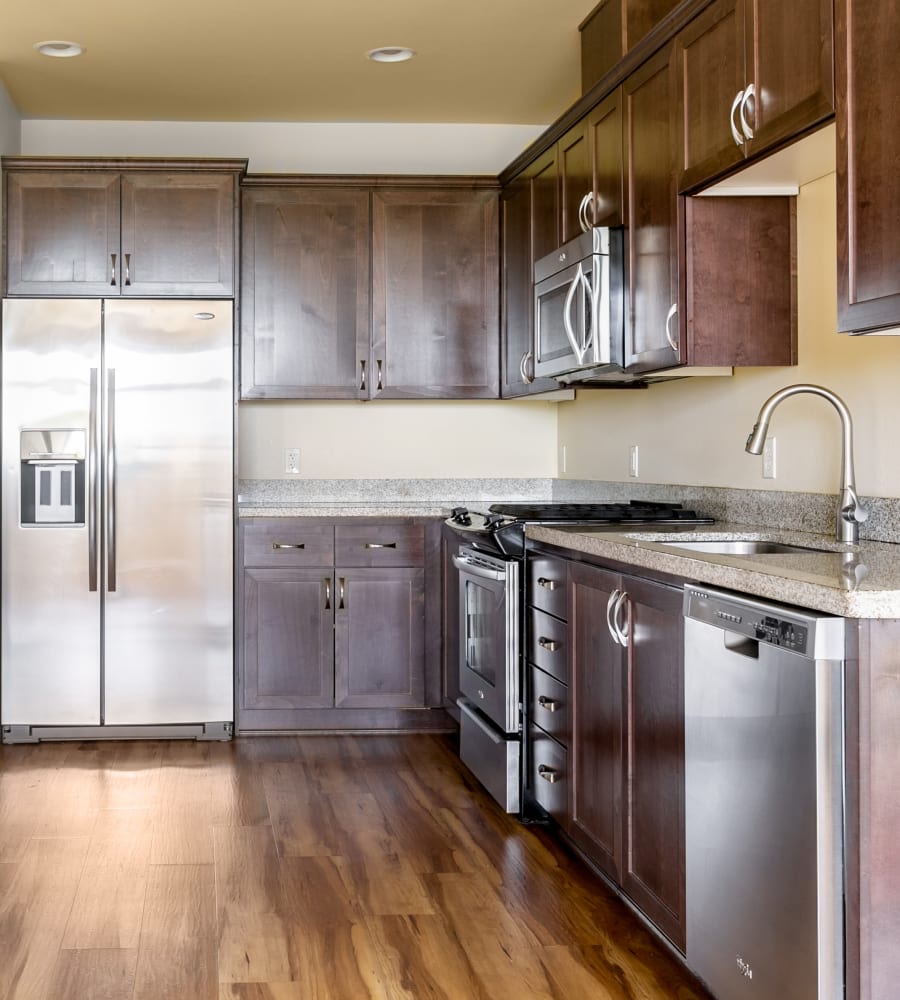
[[841, 486, 869, 524]]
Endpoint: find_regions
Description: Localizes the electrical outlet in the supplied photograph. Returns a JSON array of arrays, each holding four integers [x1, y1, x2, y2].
[[284, 448, 301, 475], [629, 445, 639, 478], [762, 437, 776, 479]]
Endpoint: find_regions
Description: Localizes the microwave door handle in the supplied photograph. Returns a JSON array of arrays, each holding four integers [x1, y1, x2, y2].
[[589, 254, 611, 364], [579, 266, 598, 363], [563, 265, 588, 365]]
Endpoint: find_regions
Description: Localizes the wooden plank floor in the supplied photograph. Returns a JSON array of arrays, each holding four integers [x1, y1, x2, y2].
[[0, 734, 713, 999]]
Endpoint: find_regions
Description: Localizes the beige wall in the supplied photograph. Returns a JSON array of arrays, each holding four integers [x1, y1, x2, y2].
[[557, 172, 900, 499], [238, 399, 559, 479]]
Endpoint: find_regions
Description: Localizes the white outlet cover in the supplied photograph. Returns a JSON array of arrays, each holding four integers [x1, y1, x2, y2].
[[285, 448, 301, 475]]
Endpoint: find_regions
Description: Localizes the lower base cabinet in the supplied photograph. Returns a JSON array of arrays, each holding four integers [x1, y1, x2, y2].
[[530, 545, 687, 951], [239, 517, 442, 730]]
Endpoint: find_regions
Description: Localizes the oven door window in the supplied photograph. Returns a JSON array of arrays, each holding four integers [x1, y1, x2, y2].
[[464, 577, 505, 688]]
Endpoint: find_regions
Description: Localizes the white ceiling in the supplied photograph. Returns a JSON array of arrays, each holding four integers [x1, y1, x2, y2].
[[0, 1, 594, 125]]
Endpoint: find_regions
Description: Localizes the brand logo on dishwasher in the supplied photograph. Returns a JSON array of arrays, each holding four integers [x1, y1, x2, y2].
[[736, 955, 753, 979]]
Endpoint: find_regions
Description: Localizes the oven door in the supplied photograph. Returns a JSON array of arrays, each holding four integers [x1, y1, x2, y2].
[[452, 547, 519, 734]]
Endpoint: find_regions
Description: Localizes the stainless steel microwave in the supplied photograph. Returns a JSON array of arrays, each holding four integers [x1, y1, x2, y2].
[[533, 227, 624, 381]]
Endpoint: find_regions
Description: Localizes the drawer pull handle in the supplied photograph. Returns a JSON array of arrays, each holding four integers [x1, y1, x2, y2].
[[537, 696, 560, 712], [338, 576, 345, 610], [537, 577, 558, 591], [324, 578, 331, 610], [364, 542, 397, 549], [538, 637, 560, 652], [538, 764, 560, 784], [272, 542, 305, 550]]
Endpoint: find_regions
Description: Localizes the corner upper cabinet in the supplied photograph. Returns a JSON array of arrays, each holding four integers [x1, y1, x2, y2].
[[371, 186, 500, 399], [4, 159, 242, 297], [675, 0, 834, 192], [835, 1, 900, 334], [240, 184, 371, 399]]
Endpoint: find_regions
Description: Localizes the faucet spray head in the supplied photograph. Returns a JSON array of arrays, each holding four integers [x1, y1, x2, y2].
[[745, 421, 767, 455]]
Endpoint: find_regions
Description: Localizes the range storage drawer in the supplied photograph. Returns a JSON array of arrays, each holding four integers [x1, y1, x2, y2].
[[335, 523, 425, 566], [459, 699, 520, 813], [529, 723, 567, 824], [528, 553, 568, 620], [242, 522, 334, 567], [528, 607, 567, 683], [529, 664, 569, 747]]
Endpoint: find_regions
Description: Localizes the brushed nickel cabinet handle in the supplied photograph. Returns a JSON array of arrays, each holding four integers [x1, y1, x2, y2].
[[376, 359, 384, 391], [538, 637, 560, 652], [272, 542, 305, 550], [110, 253, 117, 286], [324, 578, 331, 610], [364, 542, 397, 549], [338, 576, 345, 610], [359, 359, 367, 391], [538, 764, 559, 784], [614, 590, 630, 647], [739, 83, 755, 141], [537, 695, 560, 713], [665, 303, 679, 355], [124, 252, 131, 286], [537, 577, 558, 591], [730, 89, 745, 147], [606, 588, 622, 646], [519, 350, 535, 385]]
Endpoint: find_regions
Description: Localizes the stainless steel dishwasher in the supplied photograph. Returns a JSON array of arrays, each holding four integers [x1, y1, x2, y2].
[[683, 585, 845, 1000]]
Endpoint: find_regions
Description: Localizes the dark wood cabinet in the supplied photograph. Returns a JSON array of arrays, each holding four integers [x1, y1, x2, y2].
[[624, 44, 681, 373], [239, 518, 443, 731], [3, 159, 242, 297], [240, 185, 370, 398], [835, 1, 900, 334], [564, 552, 686, 949], [675, 0, 834, 192], [587, 88, 625, 229], [371, 187, 499, 399], [559, 118, 594, 244]]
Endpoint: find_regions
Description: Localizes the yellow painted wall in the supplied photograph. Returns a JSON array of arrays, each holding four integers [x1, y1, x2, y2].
[[557, 172, 900, 498]]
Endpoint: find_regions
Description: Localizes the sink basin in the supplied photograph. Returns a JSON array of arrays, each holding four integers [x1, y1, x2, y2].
[[657, 539, 833, 555]]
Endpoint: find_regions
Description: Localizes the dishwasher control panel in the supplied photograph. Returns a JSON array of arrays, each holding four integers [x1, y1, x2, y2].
[[682, 585, 841, 658]]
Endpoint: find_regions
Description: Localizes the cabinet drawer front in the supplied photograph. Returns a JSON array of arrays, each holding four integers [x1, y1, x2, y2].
[[242, 523, 334, 567], [335, 523, 425, 566], [528, 608, 568, 683], [528, 554, 568, 619], [529, 723, 567, 824], [529, 665, 569, 747]]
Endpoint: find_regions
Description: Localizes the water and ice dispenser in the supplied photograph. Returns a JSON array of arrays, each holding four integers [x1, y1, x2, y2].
[[19, 430, 86, 526]]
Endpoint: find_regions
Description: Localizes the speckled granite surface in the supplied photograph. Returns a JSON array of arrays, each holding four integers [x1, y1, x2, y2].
[[527, 522, 900, 618]]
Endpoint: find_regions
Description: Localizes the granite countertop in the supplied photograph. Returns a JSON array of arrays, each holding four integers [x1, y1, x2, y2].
[[238, 501, 454, 518], [526, 522, 900, 619]]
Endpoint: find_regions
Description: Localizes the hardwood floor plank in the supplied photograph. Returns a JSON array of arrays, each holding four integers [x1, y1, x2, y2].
[[47, 947, 138, 1000], [132, 863, 218, 1000], [150, 758, 218, 864], [261, 762, 339, 857], [214, 825, 295, 984], [0, 836, 90, 1000], [61, 807, 153, 950]]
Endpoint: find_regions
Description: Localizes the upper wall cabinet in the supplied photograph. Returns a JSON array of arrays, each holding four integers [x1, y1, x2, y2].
[[3, 159, 244, 297], [371, 187, 499, 400], [675, 0, 834, 192], [835, 2, 900, 334], [241, 185, 371, 399]]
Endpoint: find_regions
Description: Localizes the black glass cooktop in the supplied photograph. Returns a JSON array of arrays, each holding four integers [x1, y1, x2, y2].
[[488, 501, 712, 523]]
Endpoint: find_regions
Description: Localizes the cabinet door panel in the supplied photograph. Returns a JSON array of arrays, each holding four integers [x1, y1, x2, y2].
[[624, 45, 681, 372], [242, 568, 334, 710], [588, 88, 625, 228], [568, 561, 624, 883], [334, 522, 424, 567], [559, 118, 593, 244], [676, 0, 746, 191], [120, 173, 235, 296], [241, 187, 370, 398], [529, 148, 561, 263], [747, 0, 834, 153], [621, 575, 686, 949], [5, 171, 120, 296], [371, 188, 499, 399], [334, 567, 425, 708], [836, 0, 900, 332]]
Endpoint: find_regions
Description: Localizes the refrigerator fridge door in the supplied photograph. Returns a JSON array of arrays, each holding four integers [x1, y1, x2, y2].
[[1, 299, 103, 725], [102, 300, 234, 724]]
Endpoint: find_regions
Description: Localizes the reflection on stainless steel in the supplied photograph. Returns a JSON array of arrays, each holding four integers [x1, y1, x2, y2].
[[840, 551, 868, 590], [659, 539, 833, 555], [745, 384, 868, 544], [1, 299, 233, 737]]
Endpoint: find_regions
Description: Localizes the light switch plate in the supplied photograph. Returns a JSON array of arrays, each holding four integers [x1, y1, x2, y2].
[[284, 448, 301, 475]]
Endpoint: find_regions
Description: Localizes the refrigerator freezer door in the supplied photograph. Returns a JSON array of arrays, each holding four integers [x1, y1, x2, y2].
[[2, 299, 103, 725], [102, 300, 233, 724]]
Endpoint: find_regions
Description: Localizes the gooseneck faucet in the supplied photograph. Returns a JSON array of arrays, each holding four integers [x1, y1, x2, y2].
[[745, 384, 868, 544]]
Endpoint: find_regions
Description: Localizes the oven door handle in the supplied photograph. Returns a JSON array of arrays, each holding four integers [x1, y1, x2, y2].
[[457, 699, 503, 743], [451, 554, 508, 582]]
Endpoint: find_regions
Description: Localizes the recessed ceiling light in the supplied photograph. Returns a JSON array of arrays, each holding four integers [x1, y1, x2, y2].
[[366, 46, 416, 64], [34, 40, 84, 58]]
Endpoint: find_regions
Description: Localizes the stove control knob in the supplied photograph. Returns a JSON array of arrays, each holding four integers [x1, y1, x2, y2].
[[450, 506, 472, 526], [484, 514, 505, 529]]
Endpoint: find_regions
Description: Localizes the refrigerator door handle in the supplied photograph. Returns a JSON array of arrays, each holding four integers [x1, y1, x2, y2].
[[88, 368, 100, 592], [106, 368, 117, 592]]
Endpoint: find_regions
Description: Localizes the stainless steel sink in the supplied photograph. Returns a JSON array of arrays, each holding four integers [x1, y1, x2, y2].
[[657, 539, 833, 555]]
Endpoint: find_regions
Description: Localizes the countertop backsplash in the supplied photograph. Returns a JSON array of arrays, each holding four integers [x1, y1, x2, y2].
[[237, 478, 900, 545]]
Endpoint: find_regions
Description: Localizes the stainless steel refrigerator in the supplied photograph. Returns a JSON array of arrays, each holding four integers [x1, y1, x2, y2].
[[1, 299, 234, 742]]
